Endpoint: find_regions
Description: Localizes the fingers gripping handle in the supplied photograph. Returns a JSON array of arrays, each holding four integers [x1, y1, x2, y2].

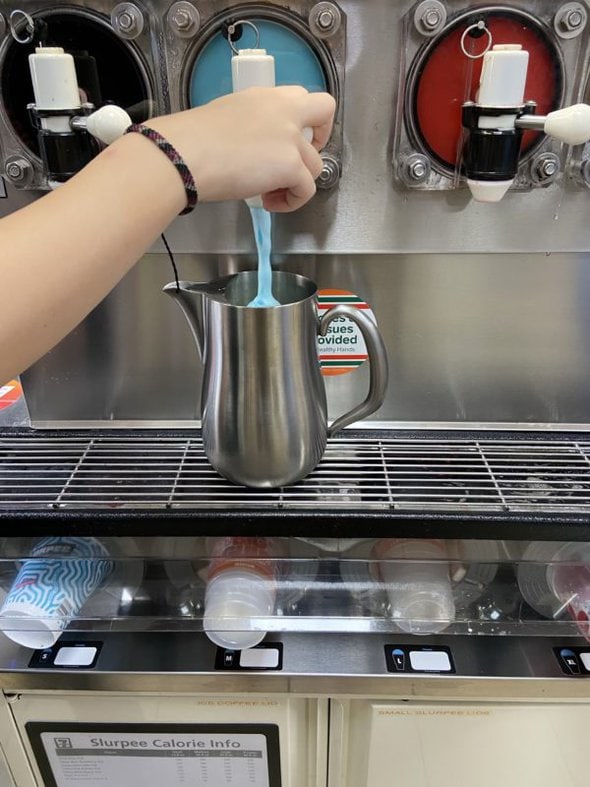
[[319, 305, 389, 437]]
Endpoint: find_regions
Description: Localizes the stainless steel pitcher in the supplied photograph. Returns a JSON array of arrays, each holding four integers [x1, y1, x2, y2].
[[164, 271, 388, 488]]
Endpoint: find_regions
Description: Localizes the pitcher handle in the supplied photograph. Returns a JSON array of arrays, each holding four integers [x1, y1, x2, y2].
[[319, 305, 389, 437]]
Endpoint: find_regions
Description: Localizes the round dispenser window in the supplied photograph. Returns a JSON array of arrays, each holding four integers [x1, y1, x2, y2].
[[188, 18, 327, 107], [0, 11, 151, 155], [407, 9, 563, 173]]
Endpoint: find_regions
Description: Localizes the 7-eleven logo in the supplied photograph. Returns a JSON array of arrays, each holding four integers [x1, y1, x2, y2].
[[316, 289, 376, 377]]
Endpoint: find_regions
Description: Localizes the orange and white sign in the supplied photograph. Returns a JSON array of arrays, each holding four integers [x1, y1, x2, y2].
[[317, 289, 377, 376], [0, 379, 22, 411]]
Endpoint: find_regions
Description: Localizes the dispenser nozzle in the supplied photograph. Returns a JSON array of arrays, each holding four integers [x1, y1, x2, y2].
[[27, 46, 132, 186], [462, 40, 590, 202], [461, 44, 529, 203]]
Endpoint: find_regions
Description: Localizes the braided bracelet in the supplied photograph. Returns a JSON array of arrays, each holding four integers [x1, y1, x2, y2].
[[125, 123, 198, 215]]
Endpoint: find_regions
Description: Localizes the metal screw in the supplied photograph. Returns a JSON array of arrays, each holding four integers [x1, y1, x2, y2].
[[173, 10, 190, 29], [4, 156, 32, 185], [422, 8, 442, 30], [531, 152, 560, 185], [318, 9, 335, 29], [410, 160, 427, 179], [400, 153, 431, 185], [554, 2, 587, 38], [111, 3, 144, 40], [167, 2, 200, 38], [118, 12, 134, 32], [413, 1, 447, 37], [566, 9, 584, 28], [317, 155, 340, 189], [309, 2, 342, 39]]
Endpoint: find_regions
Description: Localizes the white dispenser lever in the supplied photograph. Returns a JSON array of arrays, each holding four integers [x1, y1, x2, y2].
[[516, 103, 590, 146], [76, 105, 132, 145]]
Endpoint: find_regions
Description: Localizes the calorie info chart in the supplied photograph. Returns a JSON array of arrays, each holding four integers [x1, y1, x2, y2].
[[27, 724, 282, 787]]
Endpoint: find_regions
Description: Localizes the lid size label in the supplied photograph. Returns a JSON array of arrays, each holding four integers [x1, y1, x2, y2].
[[317, 289, 377, 376]]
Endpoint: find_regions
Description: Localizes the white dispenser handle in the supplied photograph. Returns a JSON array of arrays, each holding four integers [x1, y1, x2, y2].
[[85, 105, 132, 145], [543, 104, 590, 146]]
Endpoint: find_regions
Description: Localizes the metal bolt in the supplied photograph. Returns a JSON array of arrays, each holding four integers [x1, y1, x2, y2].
[[167, 2, 200, 37], [566, 9, 584, 28], [172, 10, 191, 30], [4, 156, 32, 185], [531, 152, 560, 185], [309, 2, 342, 39], [111, 3, 144, 40], [422, 8, 442, 30], [317, 155, 341, 189], [400, 153, 431, 185], [118, 12, 134, 32], [410, 160, 427, 179], [318, 9, 335, 30], [413, 1, 447, 37], [554, 2, 587, 38]]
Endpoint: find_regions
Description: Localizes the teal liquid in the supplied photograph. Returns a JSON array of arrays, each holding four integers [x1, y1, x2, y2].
[[248, 207, 280, 308]]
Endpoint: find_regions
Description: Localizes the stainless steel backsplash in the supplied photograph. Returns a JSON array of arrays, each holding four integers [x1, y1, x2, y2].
[[21, 251, 590, 427]]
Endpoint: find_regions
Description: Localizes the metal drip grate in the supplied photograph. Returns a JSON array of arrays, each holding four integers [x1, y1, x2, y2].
[[2, 432, 590, 513]]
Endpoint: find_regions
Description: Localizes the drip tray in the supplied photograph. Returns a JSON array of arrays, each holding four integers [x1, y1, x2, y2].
[[1, 429, 590, 540]]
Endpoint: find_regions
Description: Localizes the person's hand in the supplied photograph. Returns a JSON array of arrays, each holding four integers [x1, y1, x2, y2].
[[148, 86, 336, 212]]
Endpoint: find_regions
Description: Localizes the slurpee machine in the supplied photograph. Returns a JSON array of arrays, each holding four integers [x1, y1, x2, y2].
[[0, 2, 590, 786]]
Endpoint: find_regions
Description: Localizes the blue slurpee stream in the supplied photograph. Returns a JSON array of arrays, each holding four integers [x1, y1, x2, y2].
[[247, 206, 280, 307]]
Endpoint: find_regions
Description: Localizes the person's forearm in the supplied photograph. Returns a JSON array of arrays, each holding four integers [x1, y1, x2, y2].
[[0, 133, 185, 383], [0, 87, 335, 382]]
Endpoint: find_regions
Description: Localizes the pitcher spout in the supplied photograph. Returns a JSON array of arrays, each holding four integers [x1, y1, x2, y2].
[[163, 280, 218, 359]]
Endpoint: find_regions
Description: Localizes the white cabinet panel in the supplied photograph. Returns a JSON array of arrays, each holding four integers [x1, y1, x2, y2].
[[331, 699, 590, 787], [9, 694, 327, 787], [0, 744, 15, 787], [0, 694, 36, 787]]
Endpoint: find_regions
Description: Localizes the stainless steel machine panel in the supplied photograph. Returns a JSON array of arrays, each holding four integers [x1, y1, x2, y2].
[[19, 251, 590, 427]]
